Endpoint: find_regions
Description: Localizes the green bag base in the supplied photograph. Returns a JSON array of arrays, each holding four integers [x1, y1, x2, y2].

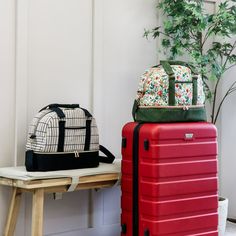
[[133, 102, 207, 123]]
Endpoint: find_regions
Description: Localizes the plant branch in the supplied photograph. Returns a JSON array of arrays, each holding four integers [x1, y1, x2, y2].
[[228, 87, 236, 95], [213, 80, 236, 124], [155, 30, 175, 40], [225, 63, 236, 72], [147, 0, 236, 124], [212, 40, 236, 123], [222, 40, 236, 70], [211, 78, 221, 123], [213, 92, 228, 124]]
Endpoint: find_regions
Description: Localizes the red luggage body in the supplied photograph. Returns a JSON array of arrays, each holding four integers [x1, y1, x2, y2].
[[121, 122, 218, 236]]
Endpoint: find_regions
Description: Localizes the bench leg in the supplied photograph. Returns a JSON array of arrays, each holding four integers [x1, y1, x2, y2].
[[4, 187, 22, 236], [31, 188, 44, 236]]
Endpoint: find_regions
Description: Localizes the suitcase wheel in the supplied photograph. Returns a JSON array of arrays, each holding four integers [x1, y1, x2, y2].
[[144, 229, 150, 236]]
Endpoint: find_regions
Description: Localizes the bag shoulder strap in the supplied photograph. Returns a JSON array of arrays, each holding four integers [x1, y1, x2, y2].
[[99, 145, 115, 163], [160, 60, 198, 75], [40, 104, 80, 112]]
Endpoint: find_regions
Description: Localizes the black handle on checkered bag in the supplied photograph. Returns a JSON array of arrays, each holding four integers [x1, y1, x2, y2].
[[99, 145, 115, 163], [40, 104, 80, 112]]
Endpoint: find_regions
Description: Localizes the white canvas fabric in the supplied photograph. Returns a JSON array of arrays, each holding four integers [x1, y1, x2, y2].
[[26, 107, 99, 153]]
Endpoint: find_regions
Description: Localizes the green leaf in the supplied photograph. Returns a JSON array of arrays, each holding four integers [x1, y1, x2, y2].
[[162, 39, 171, 48], [229, 54, 236, 63], [209, 74, 217, 81], [144, 0, 236, 104]]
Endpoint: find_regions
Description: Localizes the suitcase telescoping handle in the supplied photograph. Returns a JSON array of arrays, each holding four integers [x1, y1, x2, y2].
[[40, 103, 80, 112]]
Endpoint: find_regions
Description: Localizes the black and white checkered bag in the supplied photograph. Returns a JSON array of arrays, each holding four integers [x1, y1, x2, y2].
[[25, 104, 115, 171]]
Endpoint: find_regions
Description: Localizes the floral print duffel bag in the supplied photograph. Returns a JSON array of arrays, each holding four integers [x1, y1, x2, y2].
[[132, 60, 207, 122]]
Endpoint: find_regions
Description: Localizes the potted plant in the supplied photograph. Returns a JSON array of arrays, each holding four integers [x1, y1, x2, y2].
[[144, 0, 236, 234]]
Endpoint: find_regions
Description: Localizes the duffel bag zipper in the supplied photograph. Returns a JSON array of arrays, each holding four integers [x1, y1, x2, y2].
[[34, 150, 95, 158], [74, 151, 80, 158], [139, 105, 204, 109]]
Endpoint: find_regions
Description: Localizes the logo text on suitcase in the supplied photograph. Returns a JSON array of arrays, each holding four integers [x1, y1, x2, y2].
[[185, 133, 194, 140]]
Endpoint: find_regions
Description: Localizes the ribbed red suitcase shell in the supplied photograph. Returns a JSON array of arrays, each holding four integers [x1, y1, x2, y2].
[[121, 122, 218, 236]]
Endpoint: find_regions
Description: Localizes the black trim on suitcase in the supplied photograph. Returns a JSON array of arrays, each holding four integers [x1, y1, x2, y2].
[[133, 123, 143, 236]]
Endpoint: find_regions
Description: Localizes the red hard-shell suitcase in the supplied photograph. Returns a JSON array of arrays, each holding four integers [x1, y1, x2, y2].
[[121, 122, 218, 236]]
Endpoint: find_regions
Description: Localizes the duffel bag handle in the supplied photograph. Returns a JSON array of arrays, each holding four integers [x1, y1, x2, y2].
[[160, 60, 197, 75], [40, 103, 80, 112], [160, 61, 198, 106], [39, 103, 92, 119], [99, 145, 115, 164]]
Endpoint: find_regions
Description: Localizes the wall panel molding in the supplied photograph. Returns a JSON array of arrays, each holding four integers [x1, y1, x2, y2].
[[15, 0, 30, 166]]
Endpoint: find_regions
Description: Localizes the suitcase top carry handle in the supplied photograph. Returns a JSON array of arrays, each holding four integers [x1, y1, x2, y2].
[[40, 104, 80, 112]]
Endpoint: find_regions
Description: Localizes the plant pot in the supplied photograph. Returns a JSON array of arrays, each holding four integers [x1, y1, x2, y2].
[[218, 197, 228, 236]]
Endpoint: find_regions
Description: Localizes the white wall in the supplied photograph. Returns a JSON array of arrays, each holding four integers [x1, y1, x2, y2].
[[0, 0, 157, 235], [220, 66, 236, 218], [0, 0, 16, 233], [93, 0, 158, 155]]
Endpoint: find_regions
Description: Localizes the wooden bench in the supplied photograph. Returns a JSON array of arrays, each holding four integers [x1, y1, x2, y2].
[[0, 161, 121, 236]]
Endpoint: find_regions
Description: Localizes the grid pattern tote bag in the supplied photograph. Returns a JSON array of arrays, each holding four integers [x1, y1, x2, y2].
[[25, 104, 115, 171], [132, 61, 207, 122]]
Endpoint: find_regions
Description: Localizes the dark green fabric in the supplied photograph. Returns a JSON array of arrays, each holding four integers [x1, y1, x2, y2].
[[160, 60, 198, 75], [160, 60, 200, 106], [132, 99, 139, 121], [132, 103, 207, 123], [133, 61, 205, 123], [160, 61, 175, 75], [169, 76, 176, 106]]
